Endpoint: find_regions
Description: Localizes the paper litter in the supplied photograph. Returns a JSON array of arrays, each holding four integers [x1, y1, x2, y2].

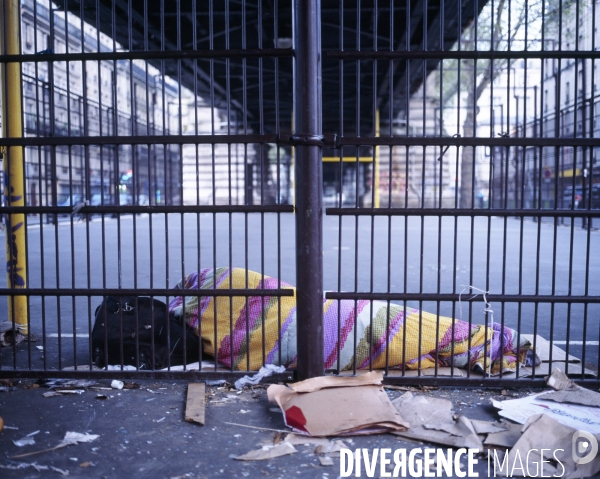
[[0, 461, 69, 476], [234, 364, 286, 390], [492, 368, 600, 434], [234, 441, 297, 461], [11, 431, 99, 459]]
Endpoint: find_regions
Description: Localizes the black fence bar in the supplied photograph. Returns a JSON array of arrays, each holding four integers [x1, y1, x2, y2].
[[325, 292, 600, 304], [326, 207, 600, 217], [334, 137, 600, 147], [0, 133, 336, 147], [294, 0, 324, 381], [0, 205, 294, 214], [328, 50, 600, 60], [0, 288, 295, 297], [0, 369, 296, 382], [0, 47, 294, 64]]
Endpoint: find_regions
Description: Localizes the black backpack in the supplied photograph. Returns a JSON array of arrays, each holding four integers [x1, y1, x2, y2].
[[92, 296, 200, 370]]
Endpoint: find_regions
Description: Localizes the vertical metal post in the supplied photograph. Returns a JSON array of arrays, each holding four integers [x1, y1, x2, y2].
[[1, 0, 28, 333], [294, 0, 323, 380], [375, 109, 380, 208]]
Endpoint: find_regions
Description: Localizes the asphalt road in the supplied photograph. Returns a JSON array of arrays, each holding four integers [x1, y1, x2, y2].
[[1, 212, 599, 372]]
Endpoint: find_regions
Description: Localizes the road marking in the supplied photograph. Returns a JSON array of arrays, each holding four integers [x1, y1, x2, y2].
[[48, 333, 89, 338], [552, 340, 599, 345]]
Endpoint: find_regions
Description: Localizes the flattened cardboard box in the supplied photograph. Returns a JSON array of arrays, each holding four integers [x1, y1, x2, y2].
[[267, 372, 409, 437]]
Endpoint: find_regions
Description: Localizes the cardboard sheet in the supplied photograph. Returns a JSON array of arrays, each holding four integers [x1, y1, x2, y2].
[[492, 393, 600, 434], [537, 368, 600, 408], [484, 421, 523, 449], [521, 334, 582, 363], [501, 414, 600, 479], [288, 371, 382, 393], [391, 392, 483, 449], [267, 373, 408, 436]]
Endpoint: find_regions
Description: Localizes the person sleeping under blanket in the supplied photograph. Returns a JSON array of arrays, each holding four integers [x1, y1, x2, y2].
[[168, 267, 540, 375]]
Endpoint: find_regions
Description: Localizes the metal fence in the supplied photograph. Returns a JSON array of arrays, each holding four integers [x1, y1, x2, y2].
[[1, 0, 599, 387]]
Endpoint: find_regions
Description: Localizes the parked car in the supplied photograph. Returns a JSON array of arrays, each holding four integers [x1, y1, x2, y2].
[[56, 194, 85, 208], [563, 185, 600, 209]]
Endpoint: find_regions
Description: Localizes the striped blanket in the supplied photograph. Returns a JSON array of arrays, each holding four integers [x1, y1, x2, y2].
[[168, 268, 538, 375]]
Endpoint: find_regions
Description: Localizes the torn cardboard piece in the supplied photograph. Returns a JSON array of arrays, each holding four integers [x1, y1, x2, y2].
[[484, 421, 522, 449], [267, 372, 408, 436], [469, 419, 507, 435], [391, 392, 483, 449], [499, 414, 600, 479], [288, 371, 382, 393], [537, 368, 600, 408]]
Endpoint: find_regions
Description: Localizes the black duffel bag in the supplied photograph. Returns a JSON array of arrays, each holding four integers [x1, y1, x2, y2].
[[92, 296, 200, 370]]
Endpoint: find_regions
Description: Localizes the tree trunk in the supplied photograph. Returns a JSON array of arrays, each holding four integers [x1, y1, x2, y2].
[[459, 92, 476, 208]]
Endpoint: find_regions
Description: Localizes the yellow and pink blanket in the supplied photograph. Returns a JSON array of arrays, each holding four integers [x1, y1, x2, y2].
[[168, 267, 538, 375]]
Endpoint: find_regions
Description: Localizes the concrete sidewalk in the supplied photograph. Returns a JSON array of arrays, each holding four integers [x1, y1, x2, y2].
[[0, 378, 544, 479]]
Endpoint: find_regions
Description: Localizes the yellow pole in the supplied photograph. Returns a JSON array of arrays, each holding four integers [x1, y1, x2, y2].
[[374, 109, 380, 208], [1, 0, 29, 333]]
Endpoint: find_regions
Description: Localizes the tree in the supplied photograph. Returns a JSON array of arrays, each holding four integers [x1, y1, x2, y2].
[[439, 0, 577, 208]]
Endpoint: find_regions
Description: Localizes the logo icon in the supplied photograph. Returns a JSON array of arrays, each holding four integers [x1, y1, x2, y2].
[[572, 431, 598, 465]]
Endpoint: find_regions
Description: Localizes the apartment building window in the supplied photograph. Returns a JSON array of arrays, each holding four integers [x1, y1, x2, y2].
[[566, 81, 571, 104], [23, 23, 33, 50]]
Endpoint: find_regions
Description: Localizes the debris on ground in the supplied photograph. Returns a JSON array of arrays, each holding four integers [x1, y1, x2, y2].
[[234, 441, 297, 461], [38, 379, 97, 389], [492, 368, 600, 434], [267, 371, 409, 436], [502, 413, 600, 478], [13, 436, 36, 447], [483, 421, 522, 449], [184, 383, 205, 425], [42, 391, 63, 399], [391, 392, 486, 449], [234, 364, 286, 390], [11, 431, 99, 459], [483, 368, 600, 477], [111, 380, 124, 390], [538, 367, 600, 407], [0, 321, 28, 347], [0, 461, 69, 476], [205, 379, 227, 387]]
